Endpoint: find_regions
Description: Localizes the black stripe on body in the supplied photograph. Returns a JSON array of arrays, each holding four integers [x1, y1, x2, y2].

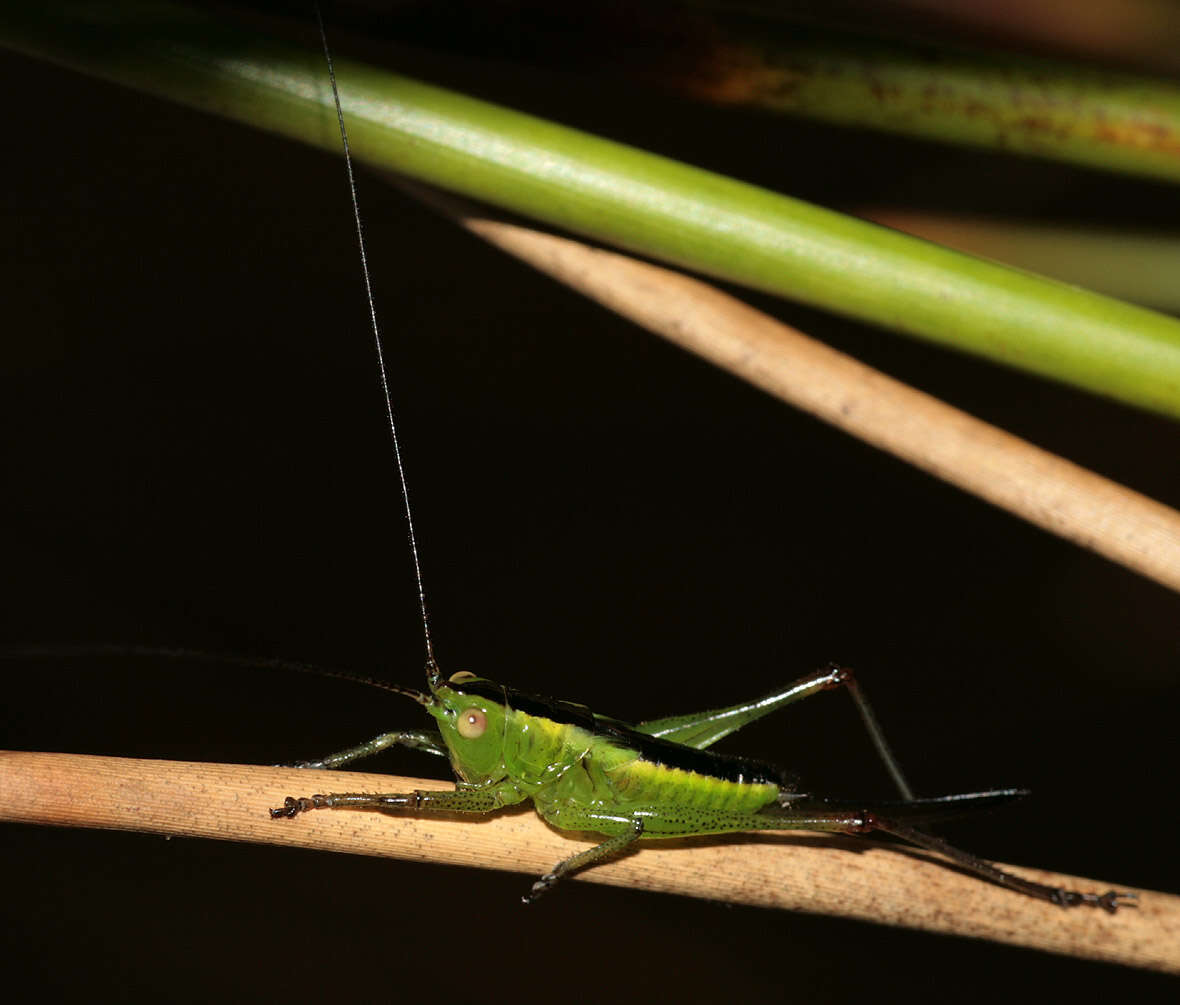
[[454, 679, 789, 788]]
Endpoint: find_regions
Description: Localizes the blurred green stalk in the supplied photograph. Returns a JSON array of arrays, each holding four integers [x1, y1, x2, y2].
[[657, 17, 1180, 183], [5, 1, 1180, 419]]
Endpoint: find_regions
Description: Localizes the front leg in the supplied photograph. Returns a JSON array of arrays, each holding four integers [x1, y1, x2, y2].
[[269, 781, 519, 819]]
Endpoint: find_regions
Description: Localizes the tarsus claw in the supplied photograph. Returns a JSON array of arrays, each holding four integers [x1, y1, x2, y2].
[[268, 796, 302, 819]]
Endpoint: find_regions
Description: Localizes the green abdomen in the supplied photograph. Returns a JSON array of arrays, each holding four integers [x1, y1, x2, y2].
[[603, 755, 779, 817], [504, 707, 782, 838]]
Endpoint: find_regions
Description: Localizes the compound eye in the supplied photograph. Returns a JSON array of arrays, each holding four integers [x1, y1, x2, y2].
[[449, 671, 477, 684], [457, 707, 487, 739]]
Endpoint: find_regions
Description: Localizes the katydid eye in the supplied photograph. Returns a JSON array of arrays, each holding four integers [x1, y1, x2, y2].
[[449, 671, 477, 683], [457, 707, 487, 739]]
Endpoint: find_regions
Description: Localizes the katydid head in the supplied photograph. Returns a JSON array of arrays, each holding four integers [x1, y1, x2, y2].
[[422, 670, 508, 782]]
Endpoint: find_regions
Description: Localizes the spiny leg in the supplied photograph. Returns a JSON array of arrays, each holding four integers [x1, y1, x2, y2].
[[269, 783, 513, 819], [873, 816, 1135, 912], [753, 804, 1134, 912], [281, 729, 447, 770], [835, 667, 913, 800], [524, 819, 645, 905]]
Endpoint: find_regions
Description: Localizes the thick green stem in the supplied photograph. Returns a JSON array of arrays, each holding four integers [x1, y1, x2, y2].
[[5, 2, 1180, 418]]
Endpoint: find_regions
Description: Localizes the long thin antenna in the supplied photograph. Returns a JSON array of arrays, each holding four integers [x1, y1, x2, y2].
[[314, 3, 436, 675]]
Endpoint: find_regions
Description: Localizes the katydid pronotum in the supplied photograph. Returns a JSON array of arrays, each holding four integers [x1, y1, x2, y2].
[[268, 9, 1135, 912]]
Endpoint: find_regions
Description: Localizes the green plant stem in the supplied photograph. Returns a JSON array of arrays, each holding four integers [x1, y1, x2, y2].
[[5, 2, 1180, 418]]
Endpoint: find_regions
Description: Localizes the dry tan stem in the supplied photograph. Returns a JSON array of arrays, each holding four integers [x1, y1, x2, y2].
[[400, 183, 1180, 594], [2, 751, 1175, 971]]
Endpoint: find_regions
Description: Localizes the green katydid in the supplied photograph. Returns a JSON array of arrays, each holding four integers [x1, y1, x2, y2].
[[278, 9, 1134, 912], [270, 659, 1131, 909]]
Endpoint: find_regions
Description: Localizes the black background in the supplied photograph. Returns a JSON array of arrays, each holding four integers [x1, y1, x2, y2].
[[2, 4, 1178, 1002]]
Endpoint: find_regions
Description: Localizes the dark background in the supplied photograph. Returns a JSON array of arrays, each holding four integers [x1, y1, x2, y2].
[[2, 3, 1177, 1001]]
